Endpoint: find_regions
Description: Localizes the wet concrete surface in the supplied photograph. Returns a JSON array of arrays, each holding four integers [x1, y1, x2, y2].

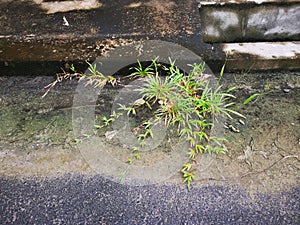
[[1, 0, 300, 73], [0, 0, 224, 75], [1, 175, 299, 224]]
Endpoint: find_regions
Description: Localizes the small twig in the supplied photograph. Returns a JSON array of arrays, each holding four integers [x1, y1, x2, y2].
[[42, 71, 81, 99], [193, 155, 298, 183], [273, 140, 300, 162], [240, 155, 298, 178], [42, 79, 58, 98]]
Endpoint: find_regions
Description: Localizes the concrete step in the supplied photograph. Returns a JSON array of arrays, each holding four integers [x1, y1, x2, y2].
[[222, 41, 300, 71], [198, 0, 300, 43]]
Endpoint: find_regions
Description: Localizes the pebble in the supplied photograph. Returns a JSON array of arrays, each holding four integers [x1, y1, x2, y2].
[[238, 119, 245, 125], [105, 130, 119, 140], [224, 124, 240, 133], [283, 88, 291, 93], [228, 124, 240, 133]]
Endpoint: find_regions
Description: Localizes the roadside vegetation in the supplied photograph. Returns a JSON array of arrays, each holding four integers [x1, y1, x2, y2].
[[45, 58, 259, 188]]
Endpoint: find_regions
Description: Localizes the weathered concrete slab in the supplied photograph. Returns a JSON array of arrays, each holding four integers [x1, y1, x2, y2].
[[222, 41, 300, 71], [0, 0, 299, 74], [199, 1, 300, 42], [1, 0, 221, 75]]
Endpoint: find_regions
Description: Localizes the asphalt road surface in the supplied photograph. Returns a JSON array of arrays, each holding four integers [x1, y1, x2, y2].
[[1, 175, 299, 224]]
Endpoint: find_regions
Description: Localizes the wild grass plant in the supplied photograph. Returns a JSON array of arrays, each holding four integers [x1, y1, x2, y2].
[[100, 59, 244, 188], [45, 58, 246, 188]]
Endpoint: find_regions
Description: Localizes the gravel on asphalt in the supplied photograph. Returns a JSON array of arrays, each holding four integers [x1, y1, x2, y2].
[[1, 175, 299, 224]]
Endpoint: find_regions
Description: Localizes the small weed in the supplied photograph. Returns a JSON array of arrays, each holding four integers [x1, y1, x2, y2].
[[42, 61, 117, 98], [134, 153, 141, 160], [181, 163, 195, 189], [74, 138, 83, 144], [243, 92, 264, 105], [129, 60, 156, 78], [127, 158, 133, 164]]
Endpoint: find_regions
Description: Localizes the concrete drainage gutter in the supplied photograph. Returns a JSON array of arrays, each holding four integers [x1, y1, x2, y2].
[[0, 0, 299, 75]]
